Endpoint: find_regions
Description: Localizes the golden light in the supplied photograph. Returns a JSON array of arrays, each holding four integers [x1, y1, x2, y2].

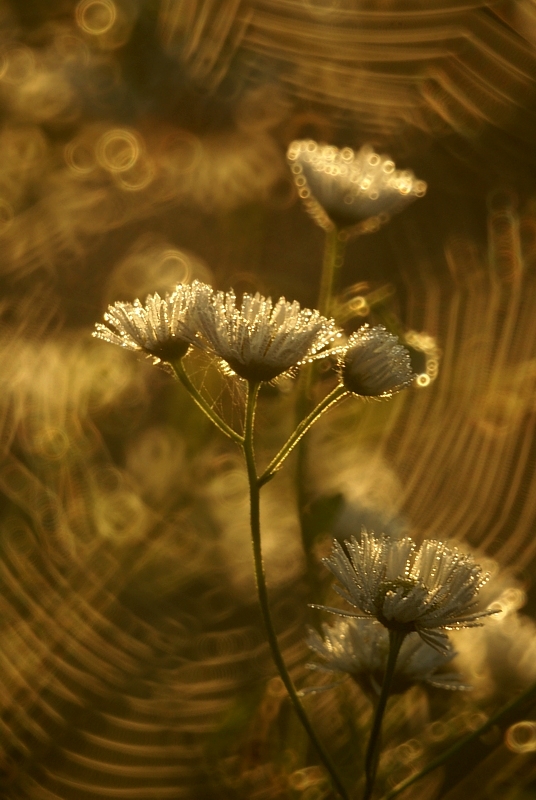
[[0, 46, 35, 84], [505, 721, 536, 754], [96, 128, 142, 173], [76, 0, 117, 36]]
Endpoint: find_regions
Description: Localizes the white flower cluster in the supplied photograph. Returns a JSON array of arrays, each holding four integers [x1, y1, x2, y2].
[[307, 618, 469, 697], [287, 140, 426, 238], [94, 282, 339, 383], [320, 532, 495, 654], [94, 284, 416, 399]]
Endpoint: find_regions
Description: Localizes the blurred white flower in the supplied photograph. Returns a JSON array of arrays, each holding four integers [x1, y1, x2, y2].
[[320, 532, 495, 654], [307, 619, 469, 697], [338, 325, 414, 397], [93, 280, 212, 367], [287, 140, 426, 238], [455, 585, 536, 702], [192, 289, 341, 382]]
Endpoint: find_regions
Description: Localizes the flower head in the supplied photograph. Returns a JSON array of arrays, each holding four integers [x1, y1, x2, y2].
[[93, 281, 211, 368], [287, 140, 426, 238], [320, 532, 495, 654], [192, 289, 341, 382], [307, 619, 469, 697], [338, 325, 414, 397]]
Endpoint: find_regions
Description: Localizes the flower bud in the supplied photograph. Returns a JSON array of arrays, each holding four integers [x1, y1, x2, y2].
[[340, 325, 414, 397]]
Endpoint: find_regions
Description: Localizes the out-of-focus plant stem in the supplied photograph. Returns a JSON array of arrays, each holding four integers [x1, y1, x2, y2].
[[385, 673, 536, 799], [318, 226, 347, 318], [295, 225, 348, 603], [243, 381, 350, 800]]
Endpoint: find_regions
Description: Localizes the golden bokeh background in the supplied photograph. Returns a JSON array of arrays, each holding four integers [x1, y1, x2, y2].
[[2, 0, 536, 798]]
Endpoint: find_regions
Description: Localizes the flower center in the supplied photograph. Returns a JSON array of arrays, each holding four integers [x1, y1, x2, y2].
[[374, 579, 420, 633], [226, 356, 285, 383], [149, 337, 191, 362]]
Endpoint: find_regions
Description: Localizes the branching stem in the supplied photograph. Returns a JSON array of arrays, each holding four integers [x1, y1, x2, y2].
[[258, 384, 348, 487], [243, 381, 349, 800], [173, 360, 244, 444]]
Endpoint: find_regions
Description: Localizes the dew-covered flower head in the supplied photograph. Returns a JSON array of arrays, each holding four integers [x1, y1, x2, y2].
[[338, 325, 414, 397], [93, 281, 211, 368], [287, 140, 427, 238], [192, 289, 341, 382], [320, 532, 495, 654], [307, 619, 469, 697]]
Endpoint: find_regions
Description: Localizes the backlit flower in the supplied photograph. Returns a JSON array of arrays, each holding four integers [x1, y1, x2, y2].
[[307, 619, 468, 697], [93, 281, 211, 367], [287, 140, 426, 238], [319, 532, 495, 654], [192, 289, 341, 382], [338, 325, 414, 397]]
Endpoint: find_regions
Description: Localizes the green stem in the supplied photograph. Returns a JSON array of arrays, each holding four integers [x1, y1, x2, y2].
[[385, 673, 536, 799], [242, 381, 349, 800], [296, 226, 346, 423], [173, 360, 243, 444], [318, 226, 347, 318], [363, 630, 406, 800], [258, 384, 348, 487], [292, 227, 348, 602]]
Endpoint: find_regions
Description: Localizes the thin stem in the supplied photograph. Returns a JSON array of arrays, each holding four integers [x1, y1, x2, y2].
[[363, 630, 406, 800], [258, 384, 348, 487], [318, 226, 347, 318], [292, 227, 347, 603], [385, 673, 536, 799], [173, 360, 243, 444], [242, 381, 350, 800], [298, 226, 346, 419]]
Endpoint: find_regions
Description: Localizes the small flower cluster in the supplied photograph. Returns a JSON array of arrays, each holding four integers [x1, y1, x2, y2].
[[94, 283, 415, 397], [307, 618, 469, 698], [287, 140, 426, 238], [319, 532, 495, 654], [94, 281, 339, 382]]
